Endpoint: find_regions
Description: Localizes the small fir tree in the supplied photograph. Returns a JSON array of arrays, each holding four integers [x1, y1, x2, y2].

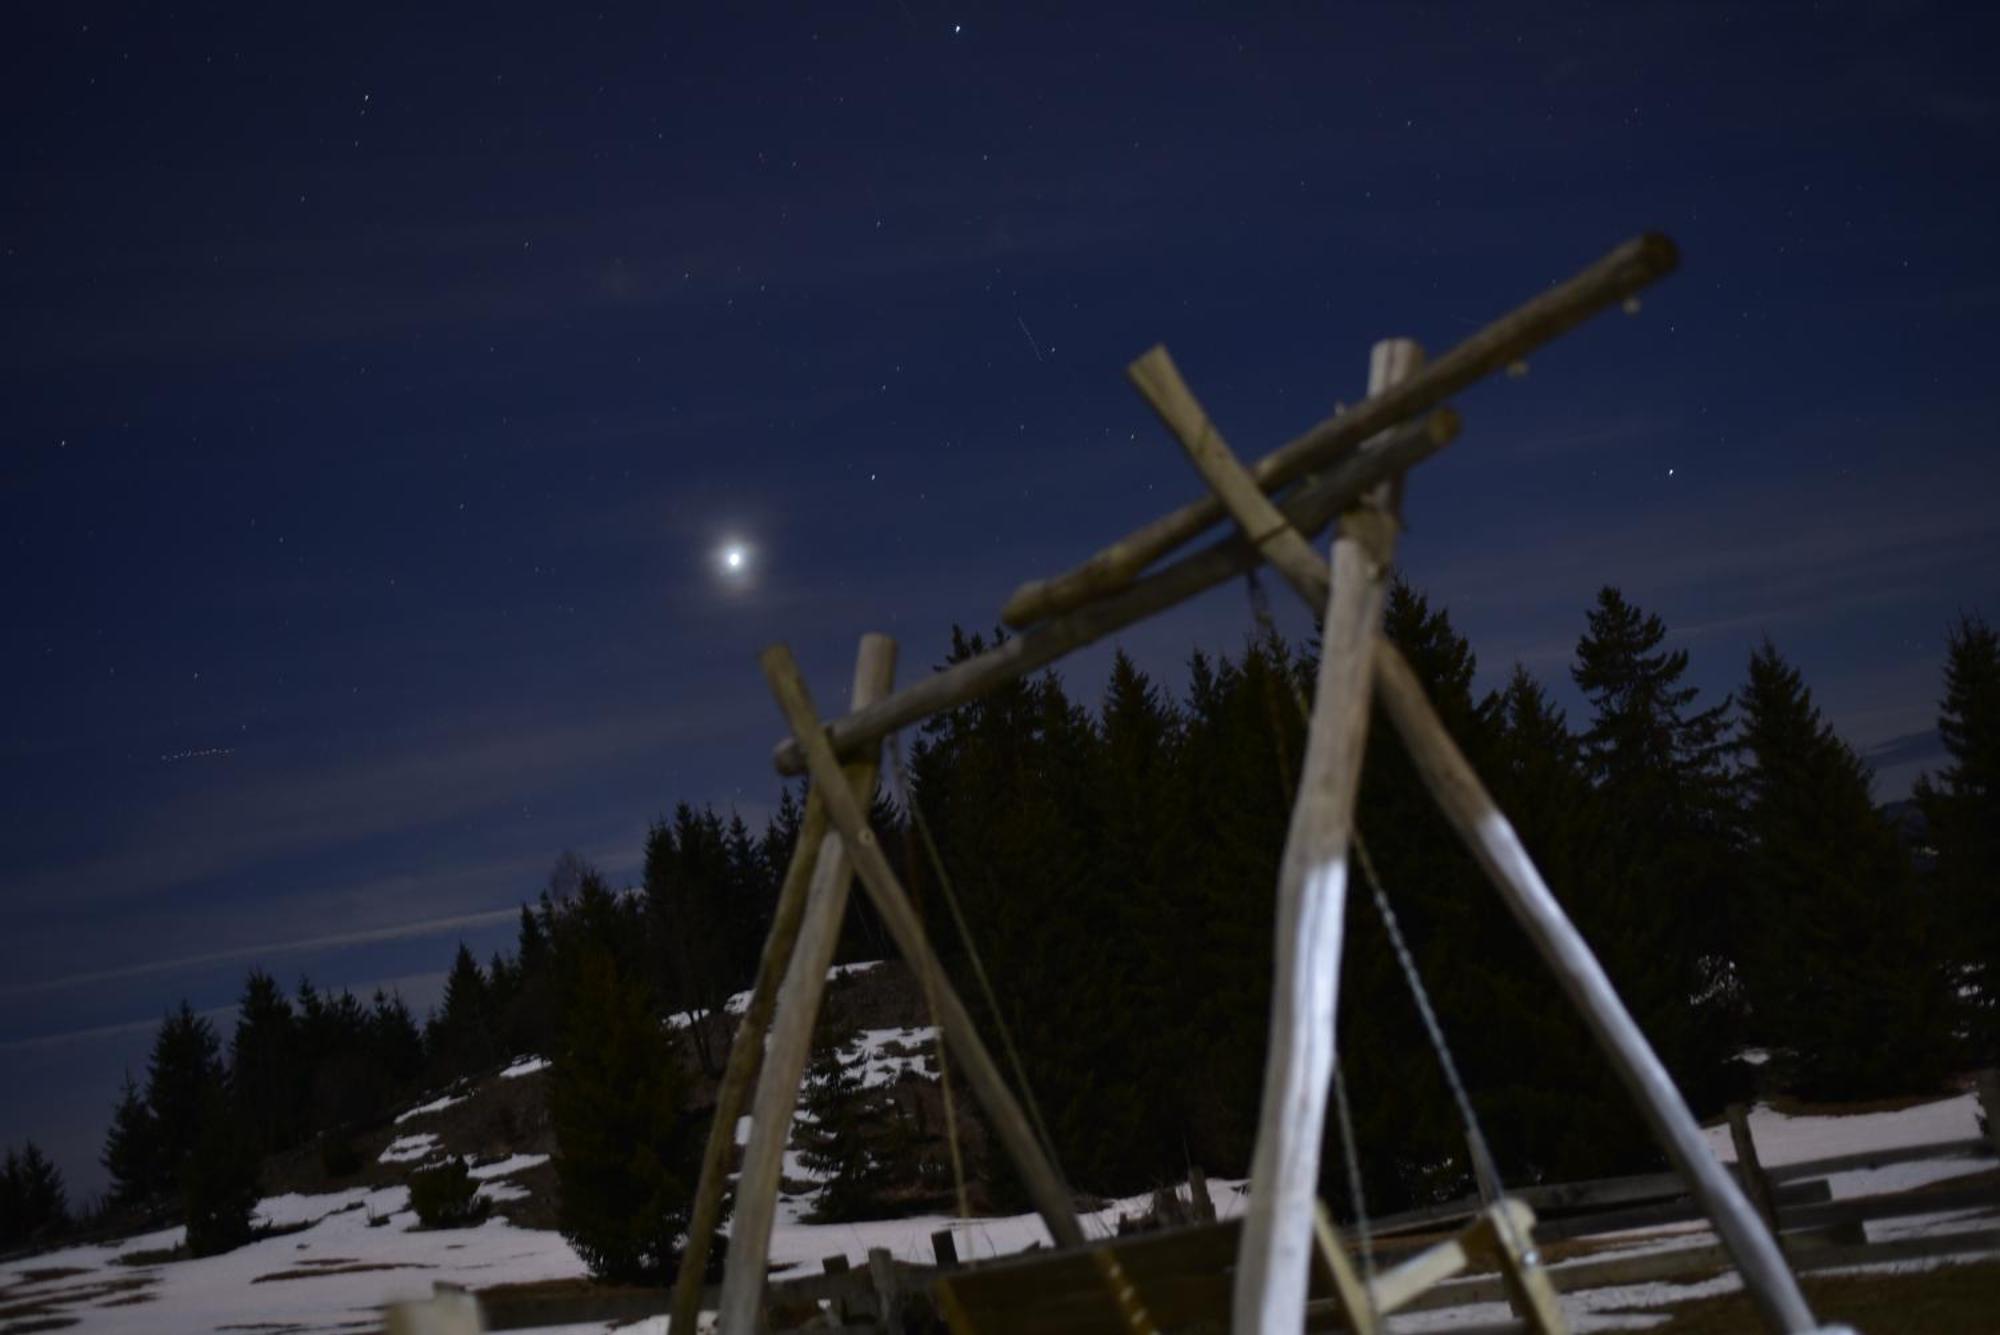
[[549, 945, 704, 1283]]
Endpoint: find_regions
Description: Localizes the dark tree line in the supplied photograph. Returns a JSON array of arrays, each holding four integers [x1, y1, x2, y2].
[[68, 589, 1997, 1267], [898, 588, 1991, 1214]]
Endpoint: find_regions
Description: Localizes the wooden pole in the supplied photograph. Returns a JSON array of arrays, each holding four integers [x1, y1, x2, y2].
[[667, 793, 833, 1335], [999, 233, 1677, 628], [715, 635, 900, 1333], [1233, 339, 1420, 1335], [760, 643, 1088, 1250], [1368, 643, 1818, 1332], [869, 1247, 906, 1335], [771, 406, 1457, 776]]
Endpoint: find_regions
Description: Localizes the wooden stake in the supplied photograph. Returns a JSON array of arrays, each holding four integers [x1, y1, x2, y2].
[[667, 795, 832, 1335], [1232, 339, 1419, 1335], [1728, 1104, 1782, 1233], [768, 405, 1458, 776], [999, 233, 1677, 628], [760, 643, 1087, 1251], [715, 635, 900, 1333]]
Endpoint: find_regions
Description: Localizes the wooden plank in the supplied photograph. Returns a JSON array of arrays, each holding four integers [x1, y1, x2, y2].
[[1234, 340, 1419, 1335], [760, 644, 1087, 1251], [715, 634, 900, 1334], [1776, 1179, 2000, 1234], [767, 404, 1458, 776], [666, 787, 832, 1335], [998, 233, 1678, 628], [1369, 1236, 1470, 1314], [1367, 640, 1821, 1334], [1532, 1178, 1829, 1244]]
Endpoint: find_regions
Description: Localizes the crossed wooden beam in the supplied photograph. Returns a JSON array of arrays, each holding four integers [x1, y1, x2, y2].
[[666, 234, 1825, 1335]]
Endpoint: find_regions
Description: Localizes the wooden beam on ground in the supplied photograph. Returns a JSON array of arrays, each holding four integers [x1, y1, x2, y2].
[[715, 635, 900, 1334], [1233, 339, 1419, 1335], [770, 405, 1457, 775], [999, 233, 1677, 628], [760, 644, 1087, 1251]]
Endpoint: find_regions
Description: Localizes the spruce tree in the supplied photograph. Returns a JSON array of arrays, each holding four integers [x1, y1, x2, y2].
[[795, 1007, 895, 1222], [548, 945, 703, 1283], [1737, 639, 1954, 1097], [1914, 614, 2000, 1061], [181, 1085, 261, 1256], [147, 1003, 227, 1177], [427, 944, 500, 1081], [1570, 587, 1738, 1109], [0, 1144, 68, 1247], [230, 970, 302, 1156], [103, 1072, 163, 1207]]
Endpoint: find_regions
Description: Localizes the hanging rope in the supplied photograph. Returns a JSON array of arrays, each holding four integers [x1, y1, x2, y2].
[[885, 731, 1069, 1214]]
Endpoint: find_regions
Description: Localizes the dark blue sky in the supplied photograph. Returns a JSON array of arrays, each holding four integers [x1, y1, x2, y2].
[[5, 4, 1997, 1199]]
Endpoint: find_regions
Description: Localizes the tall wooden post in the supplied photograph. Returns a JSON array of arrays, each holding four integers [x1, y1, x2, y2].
[[1232, 340, 1421, 1334], [667, 789, 832, 1335], [714, 635, 899, 1333]]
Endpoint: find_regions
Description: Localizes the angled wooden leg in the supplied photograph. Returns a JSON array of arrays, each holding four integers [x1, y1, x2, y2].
[[668, 795, 831, 1335], [1312, 1202, 1379, 1335], [1463, 1200, 1566, 1335], [714, 635, 900, 1333], [761, 644, 1087, 1254]]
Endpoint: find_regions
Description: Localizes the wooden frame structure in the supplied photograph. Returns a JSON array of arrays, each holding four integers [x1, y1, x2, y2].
[[667, 233, 1827, 1334]]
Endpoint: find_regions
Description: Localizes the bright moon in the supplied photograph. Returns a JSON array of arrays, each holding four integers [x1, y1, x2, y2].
[[716, 540, 753, 581]]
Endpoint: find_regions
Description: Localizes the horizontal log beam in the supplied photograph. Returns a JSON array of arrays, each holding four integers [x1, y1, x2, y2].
[[999, 232, 1679, 628], [771, 407, 1458, 774]]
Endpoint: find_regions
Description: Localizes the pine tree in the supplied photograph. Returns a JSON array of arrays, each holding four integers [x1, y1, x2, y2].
[[181, 1085, 261, 1256], [103, 1072, 163, 1207], [795, 1007, 895, 1222], [1570, 587, 1739, 1110], [230, 970, 302, 1156], [427, 944, 500, 1081], [548, 945, 704, 1283], [0, 1144, 68, 1247], [1915, 614, 2000, 1060], [147, 1003, 227, 1177], [1737, 639, 1954, 1097]]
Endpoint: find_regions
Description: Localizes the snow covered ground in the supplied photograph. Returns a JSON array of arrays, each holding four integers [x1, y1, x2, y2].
[[5, 1068, 1992, 1331]]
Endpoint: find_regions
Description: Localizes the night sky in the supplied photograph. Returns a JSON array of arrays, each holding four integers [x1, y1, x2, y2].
[[5, 5, 1997, 1200]]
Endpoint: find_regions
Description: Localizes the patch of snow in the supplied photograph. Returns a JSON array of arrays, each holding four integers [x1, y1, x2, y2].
[[500, 1055, 550, 1079], [394, 1091, 468, 1124], [469, 1153, 549, 1180], [379, 1133, 441, 1164]]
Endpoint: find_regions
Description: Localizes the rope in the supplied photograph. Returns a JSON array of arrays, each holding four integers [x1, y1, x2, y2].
[[1246, 577, 1534, 1269], [885, 732, 1068, 1207]]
